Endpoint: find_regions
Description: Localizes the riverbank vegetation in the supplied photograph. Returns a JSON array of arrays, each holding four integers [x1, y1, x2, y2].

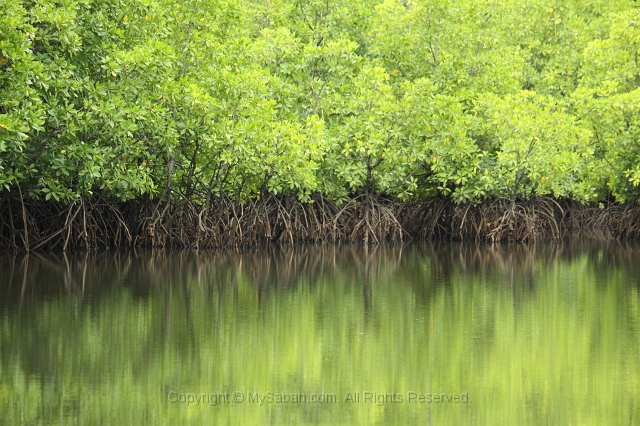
[[1, 0, 640, 249]]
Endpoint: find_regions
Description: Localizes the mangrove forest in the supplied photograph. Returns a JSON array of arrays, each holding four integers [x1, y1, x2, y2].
[[2, 0, 640, 250]]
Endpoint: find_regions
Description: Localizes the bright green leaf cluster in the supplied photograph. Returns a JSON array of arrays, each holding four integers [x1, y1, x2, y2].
[[1, 0, 639, 206]]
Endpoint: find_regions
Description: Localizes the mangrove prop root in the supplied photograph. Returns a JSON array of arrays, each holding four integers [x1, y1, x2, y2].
[[0, 191, 637, 251]]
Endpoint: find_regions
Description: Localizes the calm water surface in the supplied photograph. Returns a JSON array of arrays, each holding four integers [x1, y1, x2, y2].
[[1, 236, 639, 425]]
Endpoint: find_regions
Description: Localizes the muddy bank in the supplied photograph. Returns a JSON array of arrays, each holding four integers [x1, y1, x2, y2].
[[0, 192, 638, 251]]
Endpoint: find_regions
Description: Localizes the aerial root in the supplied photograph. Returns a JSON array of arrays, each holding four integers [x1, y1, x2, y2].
[[0, 191, 637, 251]]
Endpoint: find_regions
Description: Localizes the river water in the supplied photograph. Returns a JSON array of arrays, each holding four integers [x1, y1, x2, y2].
[[1, 235, 639, 425]]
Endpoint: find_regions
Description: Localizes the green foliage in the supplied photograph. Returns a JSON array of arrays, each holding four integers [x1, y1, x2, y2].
[[474, 91, 591, 201], [573, 86, 640, 202], [1, 0, 639, 206]]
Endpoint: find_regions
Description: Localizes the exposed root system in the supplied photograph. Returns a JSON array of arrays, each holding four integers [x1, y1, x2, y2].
[[141, 193, 407, 248], [0, 194, 135, 252], [0, 191, 638, 251], [449, 197, 566, 242], [607, 203, 640, 240]]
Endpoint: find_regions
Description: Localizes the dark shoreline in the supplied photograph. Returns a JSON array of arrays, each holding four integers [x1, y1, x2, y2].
[[1, 192, 639, 252]]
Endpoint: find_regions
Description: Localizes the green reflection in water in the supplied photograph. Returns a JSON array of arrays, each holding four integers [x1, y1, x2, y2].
[[1, 237, 639, 425]]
